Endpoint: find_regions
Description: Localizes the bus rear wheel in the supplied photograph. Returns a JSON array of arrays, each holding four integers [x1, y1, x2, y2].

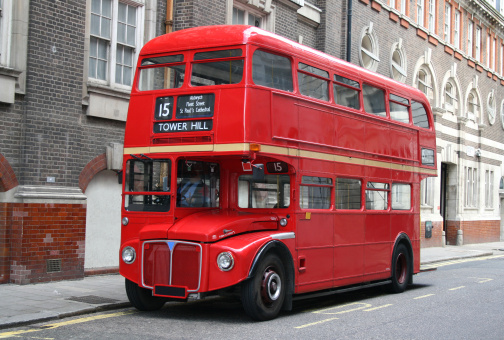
[[388, 244, 410, 293], [241, 254, 286, 321], [125, 279, 166, 311]]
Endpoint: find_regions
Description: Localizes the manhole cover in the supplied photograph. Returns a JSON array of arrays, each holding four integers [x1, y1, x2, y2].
[[66, 295, 119, 304]]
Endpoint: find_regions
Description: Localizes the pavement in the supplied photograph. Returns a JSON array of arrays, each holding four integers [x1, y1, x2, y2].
[[1, 241, 503, 330]]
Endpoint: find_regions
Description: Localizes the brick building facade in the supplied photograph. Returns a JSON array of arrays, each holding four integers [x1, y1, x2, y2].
[[1, 0, 503, 284]]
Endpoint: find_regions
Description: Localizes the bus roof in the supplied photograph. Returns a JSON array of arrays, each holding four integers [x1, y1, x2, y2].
[[140, 25, 426, 102]]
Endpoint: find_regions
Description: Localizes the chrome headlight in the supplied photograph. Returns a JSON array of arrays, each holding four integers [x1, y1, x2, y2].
[[122, 217, 129, 226], [122, 246, 136, 264], [217, 252, 234, 271]]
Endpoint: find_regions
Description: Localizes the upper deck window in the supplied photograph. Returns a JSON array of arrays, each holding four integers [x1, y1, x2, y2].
[[389, 94, 410, 124], [333, 75, 360, 110], [298, 63, 329, 101], [191, 49, 244, 86], [411, 101, 430, 128], [252, 50, 293, 92], [138, 54, 185, 91], [362, 84, 386, 117]]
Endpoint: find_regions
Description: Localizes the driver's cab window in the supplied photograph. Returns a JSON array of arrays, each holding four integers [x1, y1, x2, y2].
[[238, 175, 290, 208], [176, 160, 219, 207]]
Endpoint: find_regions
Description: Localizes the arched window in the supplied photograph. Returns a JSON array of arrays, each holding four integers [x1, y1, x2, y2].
[[443, 80, 459, 115], [467, 90, 480, 122], [500, 99, 504, 129], [390, 40, 407, 83], [487, 91, 496, 125], [415, 67, 434, 103], [360, 23, 380, 72]]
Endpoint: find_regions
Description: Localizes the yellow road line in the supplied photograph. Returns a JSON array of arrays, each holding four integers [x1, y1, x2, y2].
[[295, 317, 339, 329], [414, 294, 435, 300], [0, 310, 136, 339], [363, 304, 393, 311], [448, 286, 465, 291]]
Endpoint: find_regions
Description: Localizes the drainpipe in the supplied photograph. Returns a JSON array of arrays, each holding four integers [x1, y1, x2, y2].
[[166, 0, 174, 34], [346, 0, 352, 62]]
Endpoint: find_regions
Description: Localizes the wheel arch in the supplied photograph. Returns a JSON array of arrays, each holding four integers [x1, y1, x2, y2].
[[247, 240, 295, 311], [392, 233, 414, 284]]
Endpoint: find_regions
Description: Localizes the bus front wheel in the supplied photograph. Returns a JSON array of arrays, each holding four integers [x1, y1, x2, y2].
[[389, 244, 410, 293], [125, 279, 166, 311], [241, 253, 286, 321]]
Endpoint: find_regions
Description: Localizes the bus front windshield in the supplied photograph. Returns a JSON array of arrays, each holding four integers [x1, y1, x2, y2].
[[124, 159, 171, 212], [176, 160, 220, 208]]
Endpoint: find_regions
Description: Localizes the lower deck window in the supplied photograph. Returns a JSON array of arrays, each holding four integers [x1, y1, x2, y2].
[[391, 183, 411, 210], [365, 182, 389, 210], [238, 175, 290, 209], [300, 176, 332, 209], [335, 178, 361, 209]]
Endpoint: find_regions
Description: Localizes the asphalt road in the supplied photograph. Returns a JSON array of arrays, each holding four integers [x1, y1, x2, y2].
[[2, 255, 503, 340]]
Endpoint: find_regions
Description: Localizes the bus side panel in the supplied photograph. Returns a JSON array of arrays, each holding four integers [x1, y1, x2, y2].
[[296, 212, 334, 293], [334, 213, 365, 286], [298, 102, 335, 147], [214, 88, 246, 144], [269, 92, 299, 142], [364, 213, 392, 278], [335, 113, 366, 152]]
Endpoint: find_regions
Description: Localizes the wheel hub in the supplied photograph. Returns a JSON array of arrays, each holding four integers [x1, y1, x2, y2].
[[261, 267, 282, 304]]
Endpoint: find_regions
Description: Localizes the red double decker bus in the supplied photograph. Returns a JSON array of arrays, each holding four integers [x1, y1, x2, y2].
[[120, 25, 437, 321]]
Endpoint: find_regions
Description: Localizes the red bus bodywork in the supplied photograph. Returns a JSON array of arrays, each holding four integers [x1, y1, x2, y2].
[[120, 25, 437, 320]]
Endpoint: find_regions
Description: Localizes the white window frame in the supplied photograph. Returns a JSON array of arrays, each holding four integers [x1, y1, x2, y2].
[[487, 91, 496, 125], [360, 24, 380, 72], [420, 177, 433, 207], [485, 170, 494, 209], [87, 0, 144, 91], [468, 21, 473, 58], [228, 0, 275, 32], [400, 0, 407, 15], [0, 0, 12, 66], [486, 34, 491, 67], [428, 0, 436, 33], [465, 166, 478, 208], [390, 0, 396, 9], [492, 37, 497, 71], [417, 0, 424, 27], [454, 11, 460, 49], [444, 3, 451, 44], [475, 26, 481, 62]]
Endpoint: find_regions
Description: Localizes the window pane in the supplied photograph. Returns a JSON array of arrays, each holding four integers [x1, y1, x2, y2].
[[97, 60, 107, 80], [390, 102, 409, 123], [252, 50, 293, 92], [298, 73, 329, 101], [127, 26, 136, 46], [91, 14, 100, 36], [334, 84, 360, 109], [300, 176, 332, 209], [91, 0, 101, 14], [98, 39, 108, 59], [177, 161, 220, 208], [102, 0, 112, 17], [194, 49, 242, 60], [362, 84, 386, 116], [101, 17, 111, 39], [233, 8, 245, 25], [89, 58, 97, 78], [128, 5, 136, 25], [125, 159, 171, 212], [366, 182, 388, 210], [335, 178, 361, 209], [141, 55, 184, 66], [117, 23, 126, 44], [139, 65, 186, 90], [392, 183, 411, 210], [335, 75, 360, 89], [412, 101, 430, 128], [238, 175, 290, 209], [118, 2, 127, 21], [299, 63, 329, 78], [191, 60, 244, 86]]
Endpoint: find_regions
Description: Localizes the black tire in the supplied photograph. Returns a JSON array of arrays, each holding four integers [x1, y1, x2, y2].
[[241, 253, 286, 321], [125, 279, 166, 311], [388, 244, 410, 293]]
